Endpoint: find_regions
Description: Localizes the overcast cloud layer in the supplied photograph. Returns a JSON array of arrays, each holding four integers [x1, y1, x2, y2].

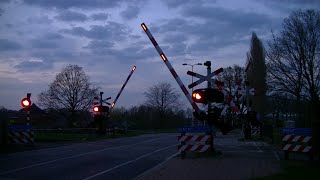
[[1, 0, 320, 110]]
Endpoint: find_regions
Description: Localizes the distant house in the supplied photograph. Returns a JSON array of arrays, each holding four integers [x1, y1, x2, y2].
[[19, 103, 44, 114], [14, 103, 46, 127]]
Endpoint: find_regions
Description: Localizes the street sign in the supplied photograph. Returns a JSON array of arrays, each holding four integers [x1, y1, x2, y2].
[[9, 125, 33, 131], [187, 68, 224, 89], [177, 126, 212, 133], [282, 128, 312, 136]]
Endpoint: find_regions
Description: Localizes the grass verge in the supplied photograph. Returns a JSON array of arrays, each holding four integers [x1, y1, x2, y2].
[[253, 160, 320, 179], [0, 130, 145, 154]]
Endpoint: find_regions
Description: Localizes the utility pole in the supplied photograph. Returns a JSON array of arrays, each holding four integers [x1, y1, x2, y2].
[[204, 61, 215, 151], [100, 92, 103, 107], [205, 61, 211, 127]]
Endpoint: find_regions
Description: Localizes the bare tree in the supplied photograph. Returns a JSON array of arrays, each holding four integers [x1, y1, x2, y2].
[[217, 65, 244, 96], [38, 64, 98, 127], [247, 32, 268, 117], [267, 9, 320, 152], [144, 82, 181, 116], [268, 9, 320, 102]]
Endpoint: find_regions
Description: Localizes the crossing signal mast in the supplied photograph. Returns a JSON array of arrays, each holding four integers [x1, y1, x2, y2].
[[92, 66, 136, 114], [92, 66, 136, 134], [21, 93, 31, 109], [21, 93, 32, 125]]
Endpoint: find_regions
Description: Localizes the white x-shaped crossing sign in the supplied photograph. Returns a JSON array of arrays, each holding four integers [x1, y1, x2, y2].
[[187, 67, 224, 89]]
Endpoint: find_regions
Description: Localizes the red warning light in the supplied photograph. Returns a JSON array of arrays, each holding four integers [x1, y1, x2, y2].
[[21, 98, 31, 108], [132, 66, 136, 71], [93, 106, 99, 112], [193, 92, 202, 100]]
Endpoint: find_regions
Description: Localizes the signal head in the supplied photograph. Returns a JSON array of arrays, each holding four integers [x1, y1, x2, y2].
[[93, 105, 109, 112], [93, 106, 99, 112], [21, 98, 31, 109], [192, 89, 207, 104]]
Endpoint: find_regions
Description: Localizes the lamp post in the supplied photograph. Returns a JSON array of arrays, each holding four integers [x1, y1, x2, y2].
[[182, 62, 202, 126]]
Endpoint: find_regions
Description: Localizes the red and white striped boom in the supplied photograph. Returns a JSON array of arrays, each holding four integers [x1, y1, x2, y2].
[[141, 23, 200, 113], [110, 66, 136, 110]]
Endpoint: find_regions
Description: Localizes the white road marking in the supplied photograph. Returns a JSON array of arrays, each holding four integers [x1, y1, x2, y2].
[[0, 134, 165, 161], [82, 144, 178, 180], [273, 151, 280, 160], [0, 137, 164, 175], [253, 141, 263, 153], [134, 151, 179, 180]]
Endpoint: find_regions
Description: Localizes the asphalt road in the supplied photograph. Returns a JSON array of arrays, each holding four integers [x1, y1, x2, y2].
[[135, 130, 283, 180], [0, 134, 178, 180]]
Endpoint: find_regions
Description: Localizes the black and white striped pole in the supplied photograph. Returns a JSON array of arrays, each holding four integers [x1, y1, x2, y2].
[[141, 23, 200, 114], [21, 93, 31, 125]]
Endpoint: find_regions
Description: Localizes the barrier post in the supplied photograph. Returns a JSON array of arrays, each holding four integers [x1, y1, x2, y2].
[[282, 128, 313, 160]]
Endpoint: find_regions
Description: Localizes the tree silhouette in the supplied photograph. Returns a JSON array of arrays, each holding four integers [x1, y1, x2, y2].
[[144, 82, 181, 126], [38, 64, 98, 127]]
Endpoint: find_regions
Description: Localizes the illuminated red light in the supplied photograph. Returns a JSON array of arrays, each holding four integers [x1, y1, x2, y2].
[[21, 98, 31, 108], [93, 106, 99, 112], [193, 93, 202, 100]]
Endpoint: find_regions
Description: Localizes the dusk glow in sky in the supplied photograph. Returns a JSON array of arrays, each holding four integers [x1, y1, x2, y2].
[[1, 0, 320, 110]]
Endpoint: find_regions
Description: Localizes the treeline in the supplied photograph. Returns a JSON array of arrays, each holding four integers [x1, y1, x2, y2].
[[109, 105, 189, 130]]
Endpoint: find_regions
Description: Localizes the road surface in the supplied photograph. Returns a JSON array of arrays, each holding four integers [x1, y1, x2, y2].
[[1, 131, 282, 180], [136, 130, 282, 180], [0, 134, 178, 180]]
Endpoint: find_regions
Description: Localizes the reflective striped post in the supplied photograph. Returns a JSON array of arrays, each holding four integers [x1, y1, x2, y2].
[[26, 93, 31, 126], [141, 23, 200, 114]]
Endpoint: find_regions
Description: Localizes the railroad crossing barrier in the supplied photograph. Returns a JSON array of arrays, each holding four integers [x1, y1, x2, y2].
[[282, 128, 313, 160], [8, 125, 34, 145], [106, 128, 115, 136], [251, 126, 261, 137], [177, 126, 213, 158]]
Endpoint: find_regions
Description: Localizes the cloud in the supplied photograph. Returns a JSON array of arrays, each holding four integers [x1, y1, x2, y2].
[[182, 6, 273, 28], [151, 5, 275, 57], [0, 0, 11, 4], [121, 5, 140, 20], [262, 0, 320, 13], [55, 10, 88, 22], [161, 0, 207, 8], [27, 15, 53, 24], [43, 32, 64, 40], [84, 40, 114, 49], [60, 22, 129, 41], [14, 59, 53, 72], [90, 13, 109, 21], [22, 0, 124, 9], [0, 39, 22, 51], [31, 39, 59, 49]]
